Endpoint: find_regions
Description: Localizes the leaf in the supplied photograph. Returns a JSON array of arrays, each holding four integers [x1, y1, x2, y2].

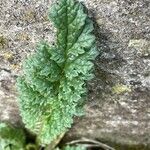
[[0, 123, 25, 150], [64, 145, 86, 150], [56, 145, 86, 150], [17, 0, 98, 145]]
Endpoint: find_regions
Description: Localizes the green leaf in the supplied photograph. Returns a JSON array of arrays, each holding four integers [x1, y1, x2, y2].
[[0, 123, 25, 150], [17, 0, 98, 145], [63, 145, 86, 150]]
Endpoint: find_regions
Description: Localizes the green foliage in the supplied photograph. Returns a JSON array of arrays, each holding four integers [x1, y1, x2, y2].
[[0, 123, 25, 150], [56, 145, 86, 150], [17, 0, 98, 145], [63, 145, 86, 150]]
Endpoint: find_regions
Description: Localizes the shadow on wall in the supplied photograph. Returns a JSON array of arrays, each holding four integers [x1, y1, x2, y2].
[[87, 15, 127, 98]]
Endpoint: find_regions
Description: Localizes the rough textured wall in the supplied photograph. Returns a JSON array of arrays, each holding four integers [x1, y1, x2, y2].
[[0, 0, 55, 125], [0, 0, 150, 149]]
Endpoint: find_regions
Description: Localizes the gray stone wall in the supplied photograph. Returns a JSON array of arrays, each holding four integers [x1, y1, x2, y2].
[[0, 0, 150, 149]]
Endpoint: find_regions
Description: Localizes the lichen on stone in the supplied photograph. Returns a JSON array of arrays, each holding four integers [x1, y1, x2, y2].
[[128, 39, 150, 56], [112, 84, 131, 94]]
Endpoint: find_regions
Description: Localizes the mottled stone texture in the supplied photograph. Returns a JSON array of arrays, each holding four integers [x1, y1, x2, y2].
[[0, 0, 150, 149]]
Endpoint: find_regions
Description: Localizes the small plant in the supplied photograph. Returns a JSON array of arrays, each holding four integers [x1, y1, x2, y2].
[[17, 0, 98, 146], [0, 123, 26, 150], [0, 123, 85, 150]]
